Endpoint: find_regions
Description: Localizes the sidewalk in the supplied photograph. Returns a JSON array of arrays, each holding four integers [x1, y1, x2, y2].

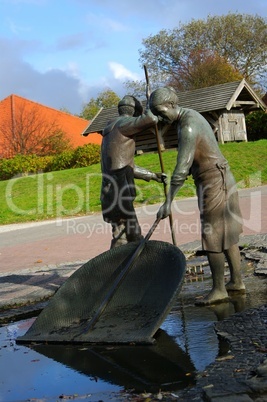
[[0, 185, 266, 273]]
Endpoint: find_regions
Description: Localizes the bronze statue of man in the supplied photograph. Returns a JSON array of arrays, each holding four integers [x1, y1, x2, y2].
[[149, 87, 245, 305], [101, 95, 166, 249]]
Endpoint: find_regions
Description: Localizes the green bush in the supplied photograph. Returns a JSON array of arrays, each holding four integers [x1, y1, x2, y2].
[[0, 144, 101, 180], [246, 110, 267, 141], [71, 144, 101, 168], [45, 150, 74, 172], [0, 154, 52, 180]]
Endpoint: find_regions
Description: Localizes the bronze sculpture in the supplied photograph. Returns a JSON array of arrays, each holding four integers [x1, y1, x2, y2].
[[101, 95, 166, 248], [149, 87, 245, 305]]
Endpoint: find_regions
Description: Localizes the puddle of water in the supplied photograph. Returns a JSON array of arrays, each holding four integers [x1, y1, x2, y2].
[[0, 318, 195, 401], [162, 258, 267, 373], [162, 306, 221, 372], [0, 318, 120, 401], [0, 260, 266, 401]]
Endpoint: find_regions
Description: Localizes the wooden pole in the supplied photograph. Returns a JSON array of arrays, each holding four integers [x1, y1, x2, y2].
[[144, 65, 177, 246]]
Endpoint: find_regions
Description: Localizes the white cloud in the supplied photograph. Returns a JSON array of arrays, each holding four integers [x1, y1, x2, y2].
[[6, 18, 31, 35], [103, 17, 128, 32], [85, 12, 128, 32], [64, 61, 80, 78], [108, 62, 140, 81]]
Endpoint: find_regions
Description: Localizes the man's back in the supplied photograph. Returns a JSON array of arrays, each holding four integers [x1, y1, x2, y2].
[[101, 111, 157, 172], [101, 116, 136, 172]]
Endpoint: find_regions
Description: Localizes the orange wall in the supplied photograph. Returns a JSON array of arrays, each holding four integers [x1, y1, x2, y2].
[[0, 95, 102, 156]]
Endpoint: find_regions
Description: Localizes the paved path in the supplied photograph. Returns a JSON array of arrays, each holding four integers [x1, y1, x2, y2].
[[1, 185, 266, 274]]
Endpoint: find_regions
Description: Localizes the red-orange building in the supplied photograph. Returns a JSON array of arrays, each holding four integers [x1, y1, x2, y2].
[[0, 94, 102, 158]]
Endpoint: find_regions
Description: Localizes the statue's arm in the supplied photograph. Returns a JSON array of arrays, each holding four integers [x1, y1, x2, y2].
[[157, 128, 196, 220], [118, 110, 158, 137], [134, 165, 167, 183], [169, 128, 196, 201]]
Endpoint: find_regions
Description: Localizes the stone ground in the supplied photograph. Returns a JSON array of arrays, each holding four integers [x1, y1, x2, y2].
[[0, 234, 266, 402]]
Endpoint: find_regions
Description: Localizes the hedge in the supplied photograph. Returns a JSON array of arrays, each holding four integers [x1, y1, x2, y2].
[[0, 143, 101, 181]]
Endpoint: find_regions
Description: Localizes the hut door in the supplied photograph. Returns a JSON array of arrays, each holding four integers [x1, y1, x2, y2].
[[220, 112, 247, 142]]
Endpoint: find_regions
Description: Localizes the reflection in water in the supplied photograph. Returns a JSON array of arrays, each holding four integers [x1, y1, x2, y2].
[[32, 329, 196, 393], [0, 320, 120, 402], [162, 304, 224, 371], [161, 272, 266, 373], [1, 261, 266, 401]]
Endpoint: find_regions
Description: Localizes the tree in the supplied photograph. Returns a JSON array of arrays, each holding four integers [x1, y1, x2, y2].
[[59, 107, 72, 115], [126, 13, 267, 94], [80, 88, 120, 120], [80, 98, 101, 121], [245, 110, 267, 141], [168, 49, 244, 91], [0, 102, 72, 158], [124, 79, 147, 100]]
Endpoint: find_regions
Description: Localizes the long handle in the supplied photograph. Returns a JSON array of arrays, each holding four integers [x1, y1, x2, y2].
[[144, 65, 177, 246], [82, 218, 161, 334], [154, 124, 177, 246]]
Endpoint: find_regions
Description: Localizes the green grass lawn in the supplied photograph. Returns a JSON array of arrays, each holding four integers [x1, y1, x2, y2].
[[0, 140, 266, 225]]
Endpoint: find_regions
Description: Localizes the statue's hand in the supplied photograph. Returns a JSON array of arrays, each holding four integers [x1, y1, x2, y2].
[[157, 201, 171, 220], [145, 108, 158, 124], [154, 172, 168, 184], [161, 173, 168, 185]]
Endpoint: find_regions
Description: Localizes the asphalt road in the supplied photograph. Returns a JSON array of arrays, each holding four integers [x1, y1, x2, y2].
[[0, 185, 266, 273]]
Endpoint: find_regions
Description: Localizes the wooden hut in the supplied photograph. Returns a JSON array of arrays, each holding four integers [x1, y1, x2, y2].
[[82, 79, 266, 152]]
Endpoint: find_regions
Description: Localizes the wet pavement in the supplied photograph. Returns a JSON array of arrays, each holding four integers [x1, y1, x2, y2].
[[0, 243, 266, 402], [0, 186, 267, 401]]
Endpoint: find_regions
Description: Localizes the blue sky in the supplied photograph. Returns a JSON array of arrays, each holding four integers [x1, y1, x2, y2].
[[0, 0, 266, 115]]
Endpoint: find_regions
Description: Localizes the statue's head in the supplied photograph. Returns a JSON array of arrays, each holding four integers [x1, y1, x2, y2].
[[149, 87, 178, 113], [118, 95, 143, 117], [149, 87, 179, 124]]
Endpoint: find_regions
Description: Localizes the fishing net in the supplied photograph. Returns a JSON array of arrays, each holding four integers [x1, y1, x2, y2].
[[17, 240, 186, 345]]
